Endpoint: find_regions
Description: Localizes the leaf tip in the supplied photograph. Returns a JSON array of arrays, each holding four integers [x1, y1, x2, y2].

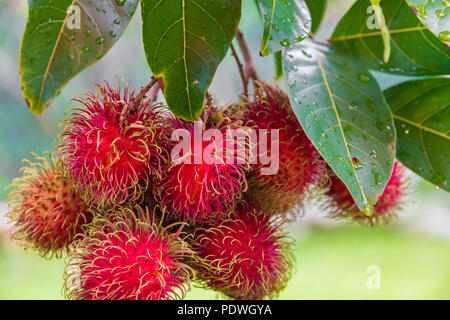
[[362, 202, 374, 217], [25, 96, 52, 115]]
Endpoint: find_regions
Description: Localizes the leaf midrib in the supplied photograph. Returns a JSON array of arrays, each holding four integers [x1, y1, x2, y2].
[[316, 58, 367, 206], [329, 26, 426, 42], [181, 0, 193, 120], [37, 0, 76, 110], [369, 0, 390, 62]]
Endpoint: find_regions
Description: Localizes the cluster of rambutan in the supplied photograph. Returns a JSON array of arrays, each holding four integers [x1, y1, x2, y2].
[[6, 80, 412, 300]]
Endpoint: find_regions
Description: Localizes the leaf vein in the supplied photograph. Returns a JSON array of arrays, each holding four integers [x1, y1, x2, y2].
[[393, 114, 449, 139]]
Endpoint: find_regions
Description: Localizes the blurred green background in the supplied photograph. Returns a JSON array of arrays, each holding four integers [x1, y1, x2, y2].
[[0, 0, 449, 299]]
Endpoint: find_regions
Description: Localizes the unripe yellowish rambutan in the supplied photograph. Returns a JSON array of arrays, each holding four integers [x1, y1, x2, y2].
[[7, 153, 91, 258]]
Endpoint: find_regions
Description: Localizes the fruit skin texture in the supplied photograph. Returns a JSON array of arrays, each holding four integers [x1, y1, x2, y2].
[[155, 110, 248, 223], [325, 161, 411, 226], [192, 202, 293, 300], [7, 153, 91, 258], [59, 82, 166, 205], [242, 83, 325, 215], [64, 206, 194, 300]]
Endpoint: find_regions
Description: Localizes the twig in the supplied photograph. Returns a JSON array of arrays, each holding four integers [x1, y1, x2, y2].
[[121, 76, 158, 127], [205, 91, 213, 107], [128, 76, 157, 113], [235, 29, 260, 84], [230, 43, 248, 96], [148, 81, 161, 104]]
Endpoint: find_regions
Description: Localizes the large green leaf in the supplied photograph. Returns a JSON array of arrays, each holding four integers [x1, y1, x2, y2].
[[405, 0, 450, 46], [20, 0, 139, 114], [257, 0, 311, 56], [305, 0, 326, 34], [385, 78, 450, 192], [283, 39, 396, 214], [141, 0, 241, 121], [330, 0, 450, 76]]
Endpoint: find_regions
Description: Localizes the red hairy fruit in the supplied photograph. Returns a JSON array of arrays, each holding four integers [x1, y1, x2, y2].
[[155, 109, 248, 223], [192, 202, 293, 300], [64, 206, 194, 300], [7, 153, 91, 258], [243, 84, 325, 215], [59, 82, 166, 205], [325, 161, 411, 225]]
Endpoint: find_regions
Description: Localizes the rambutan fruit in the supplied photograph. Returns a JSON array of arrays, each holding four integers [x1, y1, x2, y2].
[[192, 202, 293, 300], [154, 108, 248, 223], [7, 153, 91, 258], [59, 82, 167, 205], [64, 205, 194, 300], [324, 161, 412, 226], [242, 83, 326, 215]]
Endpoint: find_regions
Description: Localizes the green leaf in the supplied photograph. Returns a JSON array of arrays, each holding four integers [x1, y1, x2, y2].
[[20, 0, 139, 114], [405, 0, 450, 46], [283, 39, 396, 214], [257, 0, 311, 56], [141, 0, 241, 121], [384, 78, 450, 192], [305, 0, 326, 34], [330, 0, 450, 76]]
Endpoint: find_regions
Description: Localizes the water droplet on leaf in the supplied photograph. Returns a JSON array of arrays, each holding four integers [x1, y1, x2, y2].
[[438, 31, 450, 42], [280, 39, 291, 47]]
